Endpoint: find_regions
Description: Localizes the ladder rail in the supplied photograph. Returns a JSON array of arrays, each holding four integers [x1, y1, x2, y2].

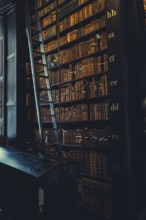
[[25, 3, 44, 147]]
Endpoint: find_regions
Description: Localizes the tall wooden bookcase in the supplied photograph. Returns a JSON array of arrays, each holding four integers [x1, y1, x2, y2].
[[25, 0, 146, 220]]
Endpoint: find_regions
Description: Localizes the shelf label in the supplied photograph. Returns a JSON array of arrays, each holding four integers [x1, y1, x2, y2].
[[108, 32, 116, 39], [109, 55, 116, 63], [108, 134, 120, 140], [110, 103, 119, 111], [111, 134, 120, 140], [107, 9, 117, 19], [110, 80, 118, 86]]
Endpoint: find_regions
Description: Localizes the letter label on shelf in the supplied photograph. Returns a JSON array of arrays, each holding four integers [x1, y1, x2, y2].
[[110, 80, 118, 86], [109, 55, 116, 63], [108, 32, 115, 39], [111, 103, 119, 111], [111, 134, 120, 140], [107, 9, 117, 19]]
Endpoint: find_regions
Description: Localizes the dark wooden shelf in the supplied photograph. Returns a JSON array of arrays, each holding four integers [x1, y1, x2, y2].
[[61, 144, 110, 151], [39, 7, 57, 20], [43, 33, 58, 44], [53, 95, 109, 106], [45, 46, 58, 55], [51, 71, 108, 88], [59, 27, 106, 50], [48, 48, 107, 71], [45, 26, 106, 56], [37, 0, 55, 11], [58, 0, 94, 21], [79, 173, 112, 184], [42, 20, 57, 31], [58, 10, 106, 37], [58, 0, 70, 9]]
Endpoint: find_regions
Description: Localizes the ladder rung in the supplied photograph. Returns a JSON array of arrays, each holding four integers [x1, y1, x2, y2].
[[38, 88, 51, 91], [36, 75, 48, 78], [45, 143, 60, 146], [34, 55, 42, 60], [33, 51, 45, 55], [31, 29, 40, 33], [35, 62, 47, 66], [40, 100, 53, 103], [40, 102, 52, 108], [50, 114, 56, 117], [38, 87, 49, 90], [32, 39, 43, 44], [36, 70, 44, 74]]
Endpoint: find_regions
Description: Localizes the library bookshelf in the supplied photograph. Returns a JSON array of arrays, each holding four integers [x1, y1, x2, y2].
[[25, 0, 146, 220]]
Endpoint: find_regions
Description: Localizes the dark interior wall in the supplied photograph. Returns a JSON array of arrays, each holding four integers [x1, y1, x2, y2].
[[123, 0, 146, 218]]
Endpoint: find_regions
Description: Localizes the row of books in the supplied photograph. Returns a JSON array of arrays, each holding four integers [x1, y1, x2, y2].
[[43, 129, 56, 144], [37, 0, 88, 9], [38, 1, 57, 17], [78, 178, 112, 217], [48, 54, 108, 85], [42, 24, 57, 40], [37, 0, 56, 8], [42, 10, 57, 27], [33, 127, 108, 147], [50, 75, 108, 103], [39, 101, 109, 122], [61, 128, 108, 147], [44, 40, 58, 52], [28, 101, 108, 123], [58, 0, 105, 32], [43, 15, 106, 51], [38, 0, 88, 18], [38, 74, 108, 103], [58, 0, 66, 5], [63, 150, 110, 178], [59, 17, 106, 46], [38, 0, 106, 38], [47, 32, 107, 67], [58, 0, 78, 19], [90, 102, 109, 121], [58, 0, 105, 20]]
